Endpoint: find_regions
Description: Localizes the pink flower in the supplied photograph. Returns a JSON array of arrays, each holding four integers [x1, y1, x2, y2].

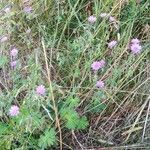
[[108, 40, 117, 49], [130, 43, 142, 54], [109, 16, 116, 22], [100, 13, 108, 18], [9, 105, 20, 117], [91, 60, 106, 71], [131, 38, 140, 44], [99, 59, 106, 68], [88, 15, 97, 24], [10, 48, 18, 57], [10, 61, 17, 68], [23, 6, 32, 13], [96, 80, 105, 89], [0, 36, 8, 43], [36, 85, 46, 95]]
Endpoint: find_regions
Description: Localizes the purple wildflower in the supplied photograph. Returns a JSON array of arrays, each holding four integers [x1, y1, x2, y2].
[[109, 16, 116, 22], [91, 61, 101, 71], [131, 38, 140, 44], [9, 105, 20, 117], [108, 40, 117, 49], [36, 85, 46, 96], [10, 61, 17, 68], [100, 13, 108, 18], [91, 60, 106, 71], [0, 36, 8, 43], [96, 80, 105, 89], [10, 48, 18, 57], [130, 43, 142, 55], [88, 15, 97, 24], [99, 59, 106, 68], [23, 6, 32, 13]]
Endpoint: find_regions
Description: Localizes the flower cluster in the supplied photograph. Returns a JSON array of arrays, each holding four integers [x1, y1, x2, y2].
[[88, 12, 119, 31], [91, 60, 106, 89], [8, 84, 46, 117], [4, 7, 144, 121], [101, 12, 119, 29], [88, 12, 118, 23], [130, 38, 142, 54], [90, 36, 142, 90], [10, 47, 19, 68]]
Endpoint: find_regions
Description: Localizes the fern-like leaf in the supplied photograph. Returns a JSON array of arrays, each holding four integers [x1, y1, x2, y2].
[[38, 128, 57, 149]]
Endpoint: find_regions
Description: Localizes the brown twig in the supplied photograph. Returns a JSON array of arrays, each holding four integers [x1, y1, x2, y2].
[[42, 40, 62, 150]]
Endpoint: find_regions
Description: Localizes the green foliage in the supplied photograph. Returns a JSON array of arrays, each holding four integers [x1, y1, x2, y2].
[[65, 97, 80, 108], [61, 108, 88, 130], [0, 56, 8, 67], [62, 108, 80, 129], [87, 91, 107, 113], [0, 0, 149, 149], [60, 97, 89, 129], [38, 128, 57, 149], [0, 123, 12, 150], [0, 140, 11, 150], [76, 116, 89, 129], [0, 122, 8, 135]]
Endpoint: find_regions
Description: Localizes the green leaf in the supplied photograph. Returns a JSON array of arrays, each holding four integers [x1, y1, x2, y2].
[[112, 68, 122, 80], [65, 111, 79, 129], [13, 105, 43, 132], [95, 91, 106, 99], [61, 108, 88, 130], [38, 128, 57, 149], [76, 116, 89, 129], [87, 91, 107, 113], [0, 140, 11, 150], [87, 97, 107, 113], [65, 97, 80, 108], [61, 108, 78, 129], [0, 56, 8, 67], [0, 122, 8, 135]]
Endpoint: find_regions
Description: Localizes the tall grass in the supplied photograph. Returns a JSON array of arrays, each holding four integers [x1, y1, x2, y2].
[[0, 0, 149, 149]]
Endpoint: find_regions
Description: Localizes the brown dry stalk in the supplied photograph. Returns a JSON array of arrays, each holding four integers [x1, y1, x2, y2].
[[125, 95, 150, 141], [42, 40, 62, 150]]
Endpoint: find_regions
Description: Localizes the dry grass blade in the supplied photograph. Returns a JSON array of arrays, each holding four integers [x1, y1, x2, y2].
[[42, 40, 62, 150], [125, 96, 150, 141], [142, 98, 150, 142]]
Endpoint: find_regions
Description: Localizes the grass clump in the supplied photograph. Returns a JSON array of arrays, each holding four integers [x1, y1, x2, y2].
[[0, 0, 149, 149]]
